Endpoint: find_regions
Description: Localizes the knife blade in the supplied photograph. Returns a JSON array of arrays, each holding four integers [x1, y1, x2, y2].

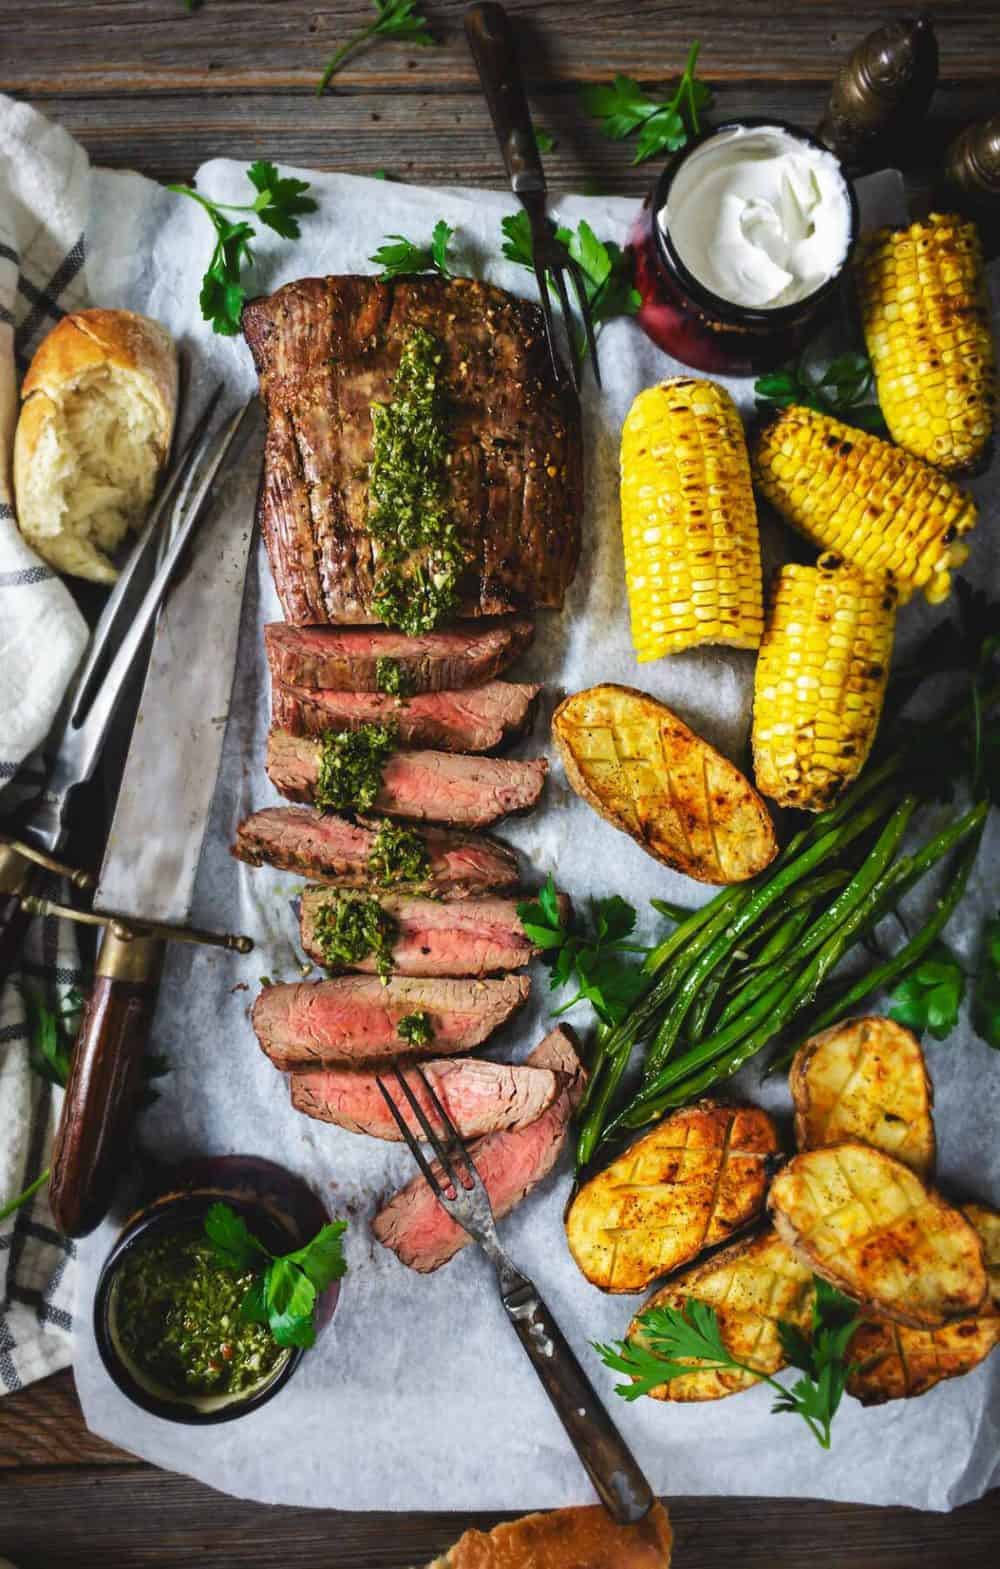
[[49, 397, 266, 1236]]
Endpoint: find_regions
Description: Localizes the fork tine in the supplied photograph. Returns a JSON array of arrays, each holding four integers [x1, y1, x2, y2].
[[390, 1065, 458, 1188], [375, 1075, 445, 1198], [566, 256, 601, 388], [532, 257, 573, 393], [413, 1062, 480, 1190], [548, 263, 581, 394]]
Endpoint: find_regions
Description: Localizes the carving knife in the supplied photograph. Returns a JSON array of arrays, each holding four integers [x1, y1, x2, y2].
[[49, 397, 266, 1237]]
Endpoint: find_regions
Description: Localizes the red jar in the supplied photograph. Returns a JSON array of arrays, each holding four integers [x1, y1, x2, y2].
[[630, 118, 860, 376]]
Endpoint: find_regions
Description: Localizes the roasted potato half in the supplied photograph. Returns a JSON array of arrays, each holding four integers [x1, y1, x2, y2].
[[552, 684, 777, 884], [847, 1202, 1000, 1405], [769, 1143, 988, 1329], [627, 1229, 814, 1401], [565, 1101, 780, 1294], [790, 1016, 935, 1177]]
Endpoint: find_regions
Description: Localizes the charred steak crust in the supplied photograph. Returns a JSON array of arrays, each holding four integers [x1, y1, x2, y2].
[[263, 619, 535, 693], [242, 276, 583, 625]]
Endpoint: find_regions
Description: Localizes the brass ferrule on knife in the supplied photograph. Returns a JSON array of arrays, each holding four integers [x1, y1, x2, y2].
[[19, 894, 254, 958], [0, 837, 96, 893]]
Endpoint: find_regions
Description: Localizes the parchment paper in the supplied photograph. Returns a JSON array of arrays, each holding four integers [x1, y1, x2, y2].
[[72, 158, 1000, 1512]]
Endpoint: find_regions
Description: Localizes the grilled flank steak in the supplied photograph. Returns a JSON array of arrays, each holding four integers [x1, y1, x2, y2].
[[243, 276, 582, 626], [232, 807, 521, 896], [263, 619, 535, 694], [266, 729, 547, 827], [252, 973, 531, 1069], [271, 679, 540, 754]]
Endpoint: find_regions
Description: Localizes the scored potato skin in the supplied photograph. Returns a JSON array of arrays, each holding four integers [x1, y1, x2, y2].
[[769, 1142, 988, 1329], [790, 1016, 936, 1178], [628, 1229, 814, 1402], [565, 1100, 781, 1294], [551, 684, 777, 885], [846, 1202, 1000, 1405]]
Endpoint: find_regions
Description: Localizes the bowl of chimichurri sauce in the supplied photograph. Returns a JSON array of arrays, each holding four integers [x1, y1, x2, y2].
[[94, 1168, 336, 1423]]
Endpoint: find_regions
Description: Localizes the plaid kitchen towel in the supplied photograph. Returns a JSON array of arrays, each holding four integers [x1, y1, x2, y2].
[[0, 96, 95, 1390]]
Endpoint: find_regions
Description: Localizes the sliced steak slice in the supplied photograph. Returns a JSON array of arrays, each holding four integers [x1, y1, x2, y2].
[[300, 890, 570, 976], [372, 1026, 585, 1272], [267, 730, 547, 827], [243, 276, 582, 625], [272, 680, 540, 754], [252, 974, 530, 1069], [232, 807, 520, 896], [264, 619, 535, 693], [290, 1057, 559, 1141]]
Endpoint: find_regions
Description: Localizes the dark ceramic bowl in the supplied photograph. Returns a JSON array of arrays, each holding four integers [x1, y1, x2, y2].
[[632, 117, 860, 374], [94, 1155, 340, 1425]]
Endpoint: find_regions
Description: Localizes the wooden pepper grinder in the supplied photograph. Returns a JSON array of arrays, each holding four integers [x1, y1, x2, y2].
[[817, 13, 938, 171], [943, 116, 1000, 216]]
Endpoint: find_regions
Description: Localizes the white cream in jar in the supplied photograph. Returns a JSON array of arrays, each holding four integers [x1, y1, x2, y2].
[[659, 125, 853, 310]]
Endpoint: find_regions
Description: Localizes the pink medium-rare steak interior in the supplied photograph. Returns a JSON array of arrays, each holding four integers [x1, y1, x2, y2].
[[232, 807, 521, 895], [266, 731, 548, 827], [252, 973, 531, 1069], [371, 1025, 585, 1272], [299, 890, 570, 976], [263, 619, 535, 693], [242, 276, 582, 625], [271, 679, 541, 754], [290, 1056, 559, 1141]]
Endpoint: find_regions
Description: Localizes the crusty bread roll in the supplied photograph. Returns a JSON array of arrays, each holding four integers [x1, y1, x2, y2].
[[425, 1502, 672, 1569], [13, 308, 177, 583]]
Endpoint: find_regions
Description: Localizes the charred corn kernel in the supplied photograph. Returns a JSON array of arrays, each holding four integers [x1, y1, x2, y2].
[[753, 405, 976, 605], [752, 554, 896, 812], [620, 378, 764, 661], [858, 213, 996, 474]]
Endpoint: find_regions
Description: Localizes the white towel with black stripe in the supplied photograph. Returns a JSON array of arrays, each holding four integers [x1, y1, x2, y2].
[[0, 95, 92, 1392]]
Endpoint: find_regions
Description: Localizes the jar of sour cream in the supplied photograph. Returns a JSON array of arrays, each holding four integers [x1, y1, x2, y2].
[[630, 119, 859, 374]]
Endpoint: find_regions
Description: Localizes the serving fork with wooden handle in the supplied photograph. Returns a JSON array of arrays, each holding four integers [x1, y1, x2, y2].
[[464, 0, 600, 391], [376, 1063, 655, 1526]]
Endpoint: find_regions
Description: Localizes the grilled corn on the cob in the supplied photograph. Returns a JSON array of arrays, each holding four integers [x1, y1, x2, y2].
[[752, 554, 896, 811], [753, 405, 976, 604], [620, 378, 764, 661], [858, 213, 996, 473]]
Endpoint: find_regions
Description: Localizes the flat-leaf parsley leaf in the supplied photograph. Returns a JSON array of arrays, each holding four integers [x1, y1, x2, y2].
[[204, 1202, 347, 1350], [317, 0, 436, 96], [582, 43, 711, 165]]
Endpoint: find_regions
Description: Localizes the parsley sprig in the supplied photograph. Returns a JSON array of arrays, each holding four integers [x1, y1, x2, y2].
[[754, 352, 886, 433], [370, 220, 455, 280], [204, 1202, 346, 1350], [500, 212, 640, 369], [582, 43, 711, 165], [518, 875, 647, 1028], [168, 161, 317, 336], [317, 0, 436, 96], [889, 944, 966, 1041], [596, 1278, 860, 1450]]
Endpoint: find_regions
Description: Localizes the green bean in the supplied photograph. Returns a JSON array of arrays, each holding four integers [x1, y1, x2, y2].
[[686, 949, 739, 1042], [715, 798, 916, 1029]]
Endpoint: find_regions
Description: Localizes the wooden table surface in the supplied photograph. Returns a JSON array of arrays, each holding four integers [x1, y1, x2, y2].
[[2, 3, 999, 1564]]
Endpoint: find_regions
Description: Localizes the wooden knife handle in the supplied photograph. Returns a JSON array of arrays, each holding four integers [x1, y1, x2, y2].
[[49, 929, 164, 1238], [0, 842, 37, 991], [464, 3, 546, 190]]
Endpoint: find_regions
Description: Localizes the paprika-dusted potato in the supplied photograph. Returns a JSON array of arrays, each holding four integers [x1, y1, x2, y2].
[[790, 1016, 935, 1177], [552, 684, 777, 884], [769, 1143, 987, 1329], [847, 1203, 1000, 1405], [565, 1101, 780, 1294], [626, 1229, 814, 1402]]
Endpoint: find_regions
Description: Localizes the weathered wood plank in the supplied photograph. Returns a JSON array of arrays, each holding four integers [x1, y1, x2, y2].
[[0, 1466, 998, 1568], [2, 0, 998, 92], [0, 1371, 137, 1470], [14, 83, 994, 191]]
